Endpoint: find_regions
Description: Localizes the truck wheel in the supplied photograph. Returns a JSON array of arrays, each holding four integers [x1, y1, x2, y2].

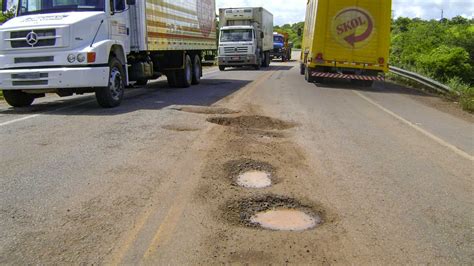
[[192, 55, 202, 85], [254, 63, 261, 70], [136, 79, 148, 86], [96, 57, 125, 108], [3, 90, 35, 107], [300, 64, 305, 75], [219, 65, 226, 71], [282, 56, 287, 62], [175, 55, 192, 88], [305, 67, 314, 83], [265, 52, 271, 67], [167, 71, 177, 87]]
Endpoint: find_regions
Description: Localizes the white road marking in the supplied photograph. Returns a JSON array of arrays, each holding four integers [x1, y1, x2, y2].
[[0, 69, 223, 128], [353, 90, 474, 161], [0, 99, 96, 128]]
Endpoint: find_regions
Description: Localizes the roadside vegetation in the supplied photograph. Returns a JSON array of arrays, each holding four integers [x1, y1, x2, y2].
[[390, 16, 474, 111]]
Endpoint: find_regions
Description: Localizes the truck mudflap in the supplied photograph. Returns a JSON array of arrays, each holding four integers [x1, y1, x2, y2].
[[311, 72, 385, 81]]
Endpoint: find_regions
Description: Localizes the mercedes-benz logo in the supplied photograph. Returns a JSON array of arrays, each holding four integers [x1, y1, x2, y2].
[[26, 31, 38, 46]]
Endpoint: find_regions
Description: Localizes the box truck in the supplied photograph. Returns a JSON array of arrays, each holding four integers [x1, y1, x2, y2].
[[300, 0, 392, 86], [218, 7, 273, 71], [0, 0, 217, 108], [270, 31, 292, 62]]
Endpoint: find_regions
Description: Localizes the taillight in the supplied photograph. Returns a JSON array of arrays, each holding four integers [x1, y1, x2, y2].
[[316, 53, 324, 60], [378, 57, 385, 65]]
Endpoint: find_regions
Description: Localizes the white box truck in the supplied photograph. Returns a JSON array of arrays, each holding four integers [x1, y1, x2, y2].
[[0, 0, 217, 108], [218, 7, 273, 71]]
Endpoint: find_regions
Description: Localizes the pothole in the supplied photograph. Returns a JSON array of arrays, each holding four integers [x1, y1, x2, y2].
[[223, 195, 323, 231], [225, 159, 276, 186], [207, 115, 296, 130], [237, 170, 272, 188], [250, 209, 320, 231], [162, 125, 199, 132], [172, 106, 240, 115]]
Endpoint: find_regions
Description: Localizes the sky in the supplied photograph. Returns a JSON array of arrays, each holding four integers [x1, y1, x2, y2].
[[216, 0, 474, 25]]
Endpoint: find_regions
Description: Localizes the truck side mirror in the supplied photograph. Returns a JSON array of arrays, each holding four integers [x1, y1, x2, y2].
[[261, 32, 264, 38], [297, 28, 302, 37], [126, 0, 136, 5], [2, 0, 7, 12]]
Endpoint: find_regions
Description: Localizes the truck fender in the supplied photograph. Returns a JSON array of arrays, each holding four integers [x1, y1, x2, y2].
[[91, 40, 129, 85]]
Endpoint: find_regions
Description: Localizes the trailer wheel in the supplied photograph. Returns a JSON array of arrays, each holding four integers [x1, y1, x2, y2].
[[300, 64, 305, 75], [305, 66, 314, 83], [167, 72, 177, 87], [175, 55, 192, 88], [136, 79, 148, 86], [192, 55, 202, 85], [3, 90, 35, 107], [96, 57, 125, 108]]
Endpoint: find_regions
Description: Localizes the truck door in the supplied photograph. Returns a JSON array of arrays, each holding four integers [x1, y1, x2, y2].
[[109, 0, 130, 53]]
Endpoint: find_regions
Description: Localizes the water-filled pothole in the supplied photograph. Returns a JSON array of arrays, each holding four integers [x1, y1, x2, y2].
[[237, 170, 272, 188], [207, 115, 296, 130], [173, 106, 240, 115], [225, 159, 276, 186], [250, 209, 320, 231], [222, 195, 324, 231]]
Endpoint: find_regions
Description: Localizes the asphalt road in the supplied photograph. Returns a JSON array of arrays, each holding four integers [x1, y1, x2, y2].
[[0, 56, 473, 264]]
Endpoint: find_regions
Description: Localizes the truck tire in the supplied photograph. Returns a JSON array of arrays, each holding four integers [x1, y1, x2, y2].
[[265, 52, 271, 67], [192, 55, 202, 85], [3, 90, 35, 107], [300, 64, 305, 75], [219, 66, 226, 71], [305, 66, 315, 83], [175, 55, 192, 88], [136, 79, 148, 86], [167, 71, 177, 87], [95, 57, 125, 108]]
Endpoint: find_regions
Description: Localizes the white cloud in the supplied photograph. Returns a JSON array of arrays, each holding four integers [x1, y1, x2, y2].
[[216, 0, 474, 25]]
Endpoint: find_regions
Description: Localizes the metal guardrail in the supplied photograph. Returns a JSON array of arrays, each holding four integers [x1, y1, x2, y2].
[[389, 66, 452, 94]]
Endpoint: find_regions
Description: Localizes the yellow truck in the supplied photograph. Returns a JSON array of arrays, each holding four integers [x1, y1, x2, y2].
[[300, 0, 392, 86]]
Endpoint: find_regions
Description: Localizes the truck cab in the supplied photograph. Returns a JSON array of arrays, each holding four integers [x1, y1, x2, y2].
[[0, 0, 139, 108], [217, 7, 273, 71], [270, 32, 290, 62], [218, 25, 258, 70]]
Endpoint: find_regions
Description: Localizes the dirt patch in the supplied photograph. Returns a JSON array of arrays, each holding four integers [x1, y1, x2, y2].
[[207, 115, 296, 130], [233, 128, 288, 139], [221, 195, 324, 229], [162, 125, 199, 132], [173, 106, 240, 115]]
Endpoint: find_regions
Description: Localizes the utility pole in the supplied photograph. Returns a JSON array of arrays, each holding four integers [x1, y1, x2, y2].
[[441, 9, 444, 20]]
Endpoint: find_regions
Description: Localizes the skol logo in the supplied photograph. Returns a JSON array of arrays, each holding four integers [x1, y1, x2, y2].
[[197, 0, 215, 38], [332, 7, 374, 49]]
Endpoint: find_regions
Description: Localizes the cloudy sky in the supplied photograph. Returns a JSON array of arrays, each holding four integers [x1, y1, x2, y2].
[[216, 0, 474, 25]]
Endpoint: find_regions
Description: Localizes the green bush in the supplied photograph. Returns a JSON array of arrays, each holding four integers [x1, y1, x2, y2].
[[447, 77, 474, 112], [416, 45, 472, 83]]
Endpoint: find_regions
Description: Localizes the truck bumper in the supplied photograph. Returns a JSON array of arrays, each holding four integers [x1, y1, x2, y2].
[[311, 71, 385, 81], [218, 55, 257, 66], [0, 66, 109, 90]]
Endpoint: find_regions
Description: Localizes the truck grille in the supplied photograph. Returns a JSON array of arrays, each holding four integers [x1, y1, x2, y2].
[[9, 29, 57, 48], [224, 46, 249, 54]]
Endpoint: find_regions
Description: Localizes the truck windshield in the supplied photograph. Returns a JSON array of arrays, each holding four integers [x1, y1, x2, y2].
[[18, 0, 105, 16], [274, 36, 284, 43], [220, 29, 253, 42]]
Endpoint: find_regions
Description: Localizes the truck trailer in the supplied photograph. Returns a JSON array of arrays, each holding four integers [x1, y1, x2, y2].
[[0, 0, 217, 108], [300, 0, 392, 86], [218, 7, 273, 71]]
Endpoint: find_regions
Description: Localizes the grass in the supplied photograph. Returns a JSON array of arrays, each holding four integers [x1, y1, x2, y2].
[[0, 90, 3, 100]]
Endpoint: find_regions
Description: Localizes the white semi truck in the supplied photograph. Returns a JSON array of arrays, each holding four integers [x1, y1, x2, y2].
[[0, 0, 217, 108], [217, 7, 273, 71]]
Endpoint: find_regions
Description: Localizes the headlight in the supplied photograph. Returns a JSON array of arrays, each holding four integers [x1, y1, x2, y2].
[[77, 54, 85, 63], [67, 54, 76, 63]]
